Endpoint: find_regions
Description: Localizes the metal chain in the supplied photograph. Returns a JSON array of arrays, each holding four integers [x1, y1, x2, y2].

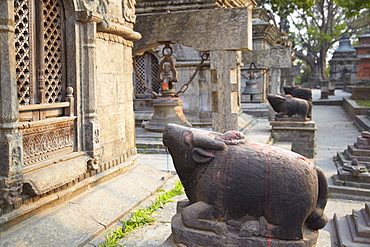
[[132, 57, 159, 98], [174, 52, 210, 97]]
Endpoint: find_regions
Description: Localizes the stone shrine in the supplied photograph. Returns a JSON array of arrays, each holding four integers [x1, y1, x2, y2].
[[329, 34, 359, 91], [332, 203, 370, 246], [334, 131, 370, 191], [133, 0, 256, 133]]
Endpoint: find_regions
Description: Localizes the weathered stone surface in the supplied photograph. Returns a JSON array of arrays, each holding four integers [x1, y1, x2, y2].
[[0, 163, 170, 247], [242, 47, 291, 69], [23, 153, 89, 195], [133, 7, 252, 54], [163, 124, 328, 242], [332, 203, 370, 246], [270, 121, 317, 158], [210, 50, 241, 133]]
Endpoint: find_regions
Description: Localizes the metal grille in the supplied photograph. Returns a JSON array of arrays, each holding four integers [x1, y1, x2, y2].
[[151, 55, 160, 93], [134, 55, 146, 94], [43, 0, 64, 103], [134, 53, 160, 95], [15, 0, 32, 105]]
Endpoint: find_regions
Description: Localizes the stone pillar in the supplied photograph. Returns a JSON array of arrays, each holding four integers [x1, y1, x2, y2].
[[270, 121, 317, 159], [76, 10, 104, 167], [269, 68, 282, 95], [328, 80, 336, 95], [0, 0, 24, 210], [320, 80, 329, 99], [210, 50, 241, 133]]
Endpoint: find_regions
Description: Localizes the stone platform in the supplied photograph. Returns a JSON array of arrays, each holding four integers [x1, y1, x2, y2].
[[270, 120, 317, 158]]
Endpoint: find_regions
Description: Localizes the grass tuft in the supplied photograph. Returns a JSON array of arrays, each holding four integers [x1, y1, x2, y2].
[[100, 181, 184, 247]]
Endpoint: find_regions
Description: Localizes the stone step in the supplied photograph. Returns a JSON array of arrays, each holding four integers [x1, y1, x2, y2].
[[0, 163, 173, 247], [354, 208, 370, 238], [344, 150, 370, 163], [329, 182, 370, 198], [136, 138, 168, 154], [355, 115, 370, 132], [336, 152, 370, 169], [348, 145, 370, 157]]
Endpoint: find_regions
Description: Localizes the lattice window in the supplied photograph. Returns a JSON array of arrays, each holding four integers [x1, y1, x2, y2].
[[43, 0, 64, 103], [14, 0, 66, 106], [15, 0, 33, 105], [133, 53, 160, 96]]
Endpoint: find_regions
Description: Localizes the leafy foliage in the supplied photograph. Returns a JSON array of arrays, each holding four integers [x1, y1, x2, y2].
[[260, 0, 369, 81]]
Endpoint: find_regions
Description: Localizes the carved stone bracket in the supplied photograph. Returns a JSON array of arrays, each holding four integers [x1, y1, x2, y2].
[[76, 0, 141, 40]]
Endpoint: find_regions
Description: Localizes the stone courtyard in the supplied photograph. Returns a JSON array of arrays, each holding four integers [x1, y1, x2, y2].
[[0, 0, 369, 246]]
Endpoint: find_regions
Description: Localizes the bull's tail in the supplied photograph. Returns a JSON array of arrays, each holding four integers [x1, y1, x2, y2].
[[305, 166, 329, 230]]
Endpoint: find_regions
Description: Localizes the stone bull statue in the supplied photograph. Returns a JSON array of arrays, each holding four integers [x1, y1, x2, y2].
[[283, 86, 312, 102], [268, 94, 312, 120], [163, 124, 328, 241]]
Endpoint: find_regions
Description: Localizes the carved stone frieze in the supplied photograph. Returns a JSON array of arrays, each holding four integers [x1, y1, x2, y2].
[[18, 118, 75, 166]]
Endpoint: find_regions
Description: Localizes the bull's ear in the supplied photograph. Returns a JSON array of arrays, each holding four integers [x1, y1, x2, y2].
[[191, 147, 215, 165]]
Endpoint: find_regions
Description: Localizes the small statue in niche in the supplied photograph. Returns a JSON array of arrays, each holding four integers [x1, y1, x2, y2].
[[267, 94, 312, 121], [163, 124, 328, 241]]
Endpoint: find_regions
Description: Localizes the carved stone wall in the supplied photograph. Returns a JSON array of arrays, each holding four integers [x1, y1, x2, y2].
[[19, 118, 75, 166], [0, 0, 140, 218]]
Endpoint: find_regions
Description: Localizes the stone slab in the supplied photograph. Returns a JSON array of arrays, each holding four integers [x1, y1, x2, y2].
[[345, 149, 370, 162], [348, 144, 370, 156], [242, 48, 292, 69], [0, 164, 172, 247], [134, 7, 252, 54], [23, 152, 89, 195]]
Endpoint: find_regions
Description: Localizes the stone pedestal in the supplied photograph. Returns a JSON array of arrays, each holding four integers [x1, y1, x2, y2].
[[270, 121, 317, 158], [171, 200, 319, 247], [328, 80, 336, 95], [320, 80, 329, 99], [332, 203, 370, 246]]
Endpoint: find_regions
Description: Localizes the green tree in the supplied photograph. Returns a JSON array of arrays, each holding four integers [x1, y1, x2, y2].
[[260, 0, 370, 81]]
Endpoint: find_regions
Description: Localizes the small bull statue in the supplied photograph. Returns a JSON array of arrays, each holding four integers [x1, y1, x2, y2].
[[283, 86, 312, 102], [268, 94, 312, 121], [163, 124, 328, 241]]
